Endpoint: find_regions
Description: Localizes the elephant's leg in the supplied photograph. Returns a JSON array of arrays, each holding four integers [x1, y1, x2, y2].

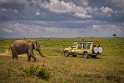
[[12, 49, 17, 60], [31, 54, 37, 62], [11, 48, 18, 60], [12, 50, 15, 60], [27, 53, 31, 62], [28, 51, 37, 62], [31, 53, 37, 62], [28, 56, 31, 62], [15, 54, 18, 60]]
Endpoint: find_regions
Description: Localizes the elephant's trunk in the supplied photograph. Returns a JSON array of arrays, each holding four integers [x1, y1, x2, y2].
[[37, 49, 45, 57]]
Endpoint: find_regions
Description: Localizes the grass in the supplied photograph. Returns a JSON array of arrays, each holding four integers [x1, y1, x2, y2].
[[23, 65, 50, 80], [0, 37, 124, 83]]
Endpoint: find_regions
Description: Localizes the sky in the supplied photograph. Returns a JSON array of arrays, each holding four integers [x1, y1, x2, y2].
[[0, 0, 124, 38]]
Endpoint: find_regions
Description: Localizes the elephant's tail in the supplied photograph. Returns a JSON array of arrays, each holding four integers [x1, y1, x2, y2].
[[9, 46, 11, 51], [8, 40, 15, 55], [7, 46, 12, 55]]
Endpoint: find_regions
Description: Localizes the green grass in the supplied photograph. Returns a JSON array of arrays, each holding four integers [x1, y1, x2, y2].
[[0, 37, 124, 83]]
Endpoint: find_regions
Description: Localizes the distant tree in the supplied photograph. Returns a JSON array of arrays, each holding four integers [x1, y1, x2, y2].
[[113, 34, 117, 38]]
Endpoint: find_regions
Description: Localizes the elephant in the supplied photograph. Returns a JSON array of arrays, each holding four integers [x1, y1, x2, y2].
[[10, 39, 45, 62]]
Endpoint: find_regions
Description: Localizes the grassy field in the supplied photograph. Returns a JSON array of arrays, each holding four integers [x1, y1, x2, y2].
[[0, 37, 124, 83]]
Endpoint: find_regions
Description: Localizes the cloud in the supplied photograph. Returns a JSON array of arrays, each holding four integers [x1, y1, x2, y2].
[[45, 27, 58, 33], [100, 6, 113, 16], [0, 0, 124, 38], [92, 24, 124, 37], [0, 8, 18, 15], [0, 20, 124, 38], [0, 0, 28, 5], [41, 0, 92, 19], [0, 0, 123, 21], [0, 20, 82, 38], [111, 0, 124, 8], [2, 28, 13, 33], [35, 12, 40, 16], [86, 6, 114, 17]]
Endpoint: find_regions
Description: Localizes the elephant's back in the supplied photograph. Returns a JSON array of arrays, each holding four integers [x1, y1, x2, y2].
[[12, 40, 28, 46], [11, 40, 29, 54]]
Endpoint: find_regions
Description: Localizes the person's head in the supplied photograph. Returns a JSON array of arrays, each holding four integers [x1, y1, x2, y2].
[[98, 44, 101, 47]]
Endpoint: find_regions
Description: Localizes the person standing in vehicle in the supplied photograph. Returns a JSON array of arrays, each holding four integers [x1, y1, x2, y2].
[[93, 45, 99, 54], [98, 44, 102, 54]]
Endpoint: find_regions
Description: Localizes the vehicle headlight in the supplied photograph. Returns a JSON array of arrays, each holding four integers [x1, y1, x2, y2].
[[72, 50, 75, 52]]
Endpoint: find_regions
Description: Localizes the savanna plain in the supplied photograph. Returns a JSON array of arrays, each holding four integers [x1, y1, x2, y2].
[[0, 38, 124, 83]]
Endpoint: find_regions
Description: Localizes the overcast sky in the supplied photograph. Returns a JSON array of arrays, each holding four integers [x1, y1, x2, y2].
[[0, 0, 124, 38]]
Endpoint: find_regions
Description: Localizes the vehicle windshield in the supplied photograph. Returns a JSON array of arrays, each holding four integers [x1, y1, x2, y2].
[[83, 43, 91, 49]]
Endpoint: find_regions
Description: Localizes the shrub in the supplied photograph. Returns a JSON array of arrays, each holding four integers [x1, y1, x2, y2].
[[23, 65, 50, 80]]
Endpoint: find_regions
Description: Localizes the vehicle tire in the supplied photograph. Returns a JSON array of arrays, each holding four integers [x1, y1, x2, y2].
[[92, 55, 97, 58], [83, 53, 89, 59], [64, 51, 69, 57], [72, 55, 77, 57]]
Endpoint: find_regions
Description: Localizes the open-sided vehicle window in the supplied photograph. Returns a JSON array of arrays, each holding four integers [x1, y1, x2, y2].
[[83, 43, 91, 49]]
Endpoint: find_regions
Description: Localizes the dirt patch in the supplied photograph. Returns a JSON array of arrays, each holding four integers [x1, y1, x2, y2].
[[0, 49, 10, 56]]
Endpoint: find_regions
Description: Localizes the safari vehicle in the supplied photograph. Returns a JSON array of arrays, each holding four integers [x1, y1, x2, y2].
[[64, 41, 102, 58]]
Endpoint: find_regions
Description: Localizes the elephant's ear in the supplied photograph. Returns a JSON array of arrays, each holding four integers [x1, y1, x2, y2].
[[33, 40, 37, 49]]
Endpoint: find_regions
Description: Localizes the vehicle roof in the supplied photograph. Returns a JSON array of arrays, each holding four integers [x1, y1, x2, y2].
[[78, 41, 94, 44]]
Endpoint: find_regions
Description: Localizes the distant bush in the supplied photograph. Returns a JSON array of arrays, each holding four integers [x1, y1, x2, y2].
[[23, 65, 50, 80]]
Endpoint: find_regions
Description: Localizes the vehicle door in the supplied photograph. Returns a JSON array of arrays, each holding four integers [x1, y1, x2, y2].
[[83, 43, 92, 54], [74, 43, 83, 54]]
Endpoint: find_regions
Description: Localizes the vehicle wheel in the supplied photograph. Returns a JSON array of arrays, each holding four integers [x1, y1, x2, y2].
[[92, 54, 97, 58], [83, 53, 89, 59], [72, 55, 77, 57], [64, 51, 69, 57]]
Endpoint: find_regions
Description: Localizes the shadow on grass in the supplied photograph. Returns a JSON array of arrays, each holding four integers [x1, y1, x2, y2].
[[66, 55, 103, 59], [94, 57, 102, 59]]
